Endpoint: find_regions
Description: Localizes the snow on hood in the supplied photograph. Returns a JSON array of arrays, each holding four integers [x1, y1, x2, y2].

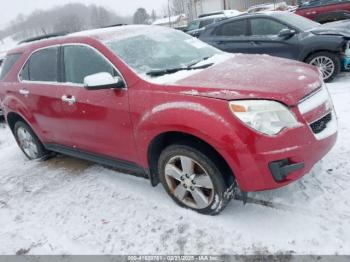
[[163, 54, 321, 106]]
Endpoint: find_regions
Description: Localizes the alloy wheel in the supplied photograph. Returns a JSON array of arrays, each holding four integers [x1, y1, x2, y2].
[[164, 155, 214, 209], [17, 126, 39, 159], [309, 56, 335, 81]]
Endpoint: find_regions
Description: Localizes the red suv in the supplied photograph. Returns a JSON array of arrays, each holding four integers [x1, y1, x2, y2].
[[295, 0, 350, 23], [0, 26, 338, 215]]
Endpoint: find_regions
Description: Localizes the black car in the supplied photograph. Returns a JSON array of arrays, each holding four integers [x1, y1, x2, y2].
[[199, 11, 350, 82], [184, 15, 228, 37]]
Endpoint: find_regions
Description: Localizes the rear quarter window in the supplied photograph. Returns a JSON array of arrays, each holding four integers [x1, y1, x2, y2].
[[0, 53, 21, 81], [20, 47, 59, 82]]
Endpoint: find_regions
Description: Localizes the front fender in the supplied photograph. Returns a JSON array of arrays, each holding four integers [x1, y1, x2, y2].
[[132, 95, 248, 184], [298, 33, 344, 61]]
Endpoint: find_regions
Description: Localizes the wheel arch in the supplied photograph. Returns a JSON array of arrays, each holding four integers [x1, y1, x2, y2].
[[6, 111, 28, 133], [302, 49, 341, 62], [147, 131, 235, 188]]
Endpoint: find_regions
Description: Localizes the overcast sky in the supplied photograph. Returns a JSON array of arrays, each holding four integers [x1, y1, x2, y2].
[[0, 0, 168, 28]]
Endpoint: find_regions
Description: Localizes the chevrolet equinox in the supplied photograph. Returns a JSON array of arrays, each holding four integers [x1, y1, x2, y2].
[[0, 25, 338, 215]]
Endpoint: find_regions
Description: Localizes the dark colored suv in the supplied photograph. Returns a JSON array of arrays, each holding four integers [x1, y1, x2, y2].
[[0, 26, 337, 215]]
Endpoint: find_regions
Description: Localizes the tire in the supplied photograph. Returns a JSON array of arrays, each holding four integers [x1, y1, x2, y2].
[[305, 51, 340, 83], [14, 121, 48, 160], [158, 144, 236, 215]]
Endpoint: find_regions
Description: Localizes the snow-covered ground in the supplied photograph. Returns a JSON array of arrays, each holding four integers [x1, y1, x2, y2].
[[0, 75, 349, 255]]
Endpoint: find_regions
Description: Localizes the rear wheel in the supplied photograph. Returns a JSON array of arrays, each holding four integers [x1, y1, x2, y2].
[[14, 121, 48, 160], [305, 51, 340, 82], [158, 144, 236, 215]]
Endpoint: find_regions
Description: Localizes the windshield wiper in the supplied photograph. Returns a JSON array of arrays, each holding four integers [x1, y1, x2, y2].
[[186, 56, 211, 68], [146, 61, 214, 77]]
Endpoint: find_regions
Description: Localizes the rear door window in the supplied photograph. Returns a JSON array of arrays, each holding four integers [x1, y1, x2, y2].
[[214, 19, 248, 37], [20, 47, 59, 82], [0, 53, 21, 80]]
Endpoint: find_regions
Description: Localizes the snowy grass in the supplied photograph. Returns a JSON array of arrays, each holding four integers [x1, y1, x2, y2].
[[0, 75, 350, 255]]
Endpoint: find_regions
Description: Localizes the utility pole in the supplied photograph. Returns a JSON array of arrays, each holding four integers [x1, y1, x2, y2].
[[168, 0, 172, 28]]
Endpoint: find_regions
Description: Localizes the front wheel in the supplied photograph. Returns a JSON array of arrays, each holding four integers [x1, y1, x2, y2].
[[305, 51, 340, 82], [158, 144, 236, 215]]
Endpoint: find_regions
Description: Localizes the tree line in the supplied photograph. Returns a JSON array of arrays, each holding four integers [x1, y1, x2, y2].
[[0, 3, 131, 41], [0, 0, 187, 42]]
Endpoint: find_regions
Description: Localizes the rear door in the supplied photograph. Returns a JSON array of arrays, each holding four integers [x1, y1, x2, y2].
[[17, 46, 71, 145], [59, 44, 137, 162], [207, 18, 251, 53], [244, 17, 300, 60]]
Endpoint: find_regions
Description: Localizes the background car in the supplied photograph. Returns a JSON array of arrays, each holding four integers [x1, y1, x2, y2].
[[295, 0, 350, 23], [184, 10, 240, 37], [0, 53, 5, 118], [247, 2, 293, 13], [199, 11, 350, 82]]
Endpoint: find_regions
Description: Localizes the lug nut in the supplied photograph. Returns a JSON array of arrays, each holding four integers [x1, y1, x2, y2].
[[190, 186, 195, 191], [180, 176, 185, 181], [183, 184, 187, 189], [185, 174, 190, 178], [192, 180, 196, 185]]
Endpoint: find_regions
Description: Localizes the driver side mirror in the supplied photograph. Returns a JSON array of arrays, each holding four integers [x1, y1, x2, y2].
[[84, 72, 125, 90], [278, 28, 296, 39]]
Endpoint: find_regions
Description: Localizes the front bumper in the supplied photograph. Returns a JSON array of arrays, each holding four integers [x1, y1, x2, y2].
[[221, 86, 338, 192]]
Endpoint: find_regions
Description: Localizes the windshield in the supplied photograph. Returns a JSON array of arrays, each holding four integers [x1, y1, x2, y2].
[[106, 28, 221, 76], [186, 20, 201, 31], [273, 12, 320, 31]]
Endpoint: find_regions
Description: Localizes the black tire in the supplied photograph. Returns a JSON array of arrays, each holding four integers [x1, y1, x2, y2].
[[305, 51, 340, 83], [158, 144, 236, 215], [14, 121, 48, 160]]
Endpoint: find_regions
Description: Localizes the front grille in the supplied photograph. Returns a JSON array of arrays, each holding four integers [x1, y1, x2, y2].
[[310, 113, 332, 134]]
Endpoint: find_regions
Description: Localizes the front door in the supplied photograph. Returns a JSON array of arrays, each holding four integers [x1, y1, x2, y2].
[[245, 17, 300, 60], [59, 44, 138, 162]]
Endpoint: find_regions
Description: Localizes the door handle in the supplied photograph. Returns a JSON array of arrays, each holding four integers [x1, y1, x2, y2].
[[250, 41, 262, 46], [61, 95, 76, 105], [19, 89, 30, 96]]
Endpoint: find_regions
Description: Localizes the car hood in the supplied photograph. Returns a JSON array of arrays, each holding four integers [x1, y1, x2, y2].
[[172, 54, 322, 106], [311, 20, 350, 37]]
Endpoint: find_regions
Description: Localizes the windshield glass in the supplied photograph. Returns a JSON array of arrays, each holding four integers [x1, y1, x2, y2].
[[186, 20, 201, 31], [106, 28, 221, 76], [273, 12, 320, 31]]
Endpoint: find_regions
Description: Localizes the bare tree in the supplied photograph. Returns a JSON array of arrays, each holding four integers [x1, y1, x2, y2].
[[151, 9, 157, 22], [171, 0, 186, 15]]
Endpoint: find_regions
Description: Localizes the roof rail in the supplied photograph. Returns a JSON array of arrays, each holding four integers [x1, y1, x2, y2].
[[18, 32, 68, 45], [102, 23, 128, 28], [198, 11, 224, 18]]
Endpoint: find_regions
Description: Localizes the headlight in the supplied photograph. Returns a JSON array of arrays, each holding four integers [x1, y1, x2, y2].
[[229, 100, 299, 135]]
